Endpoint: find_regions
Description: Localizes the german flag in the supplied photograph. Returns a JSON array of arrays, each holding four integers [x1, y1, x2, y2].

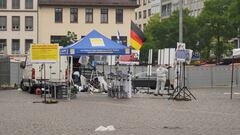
[[130, 21, 146, 50]]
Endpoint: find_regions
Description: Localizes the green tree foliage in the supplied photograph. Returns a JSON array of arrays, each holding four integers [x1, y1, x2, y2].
[[228, 0, 240, 36], [140, 14, 160, 63], [141, 0, 240, 63], [59, 31, 78, 47], [141, 10, 199, 63], [197, 0, 235, 62]]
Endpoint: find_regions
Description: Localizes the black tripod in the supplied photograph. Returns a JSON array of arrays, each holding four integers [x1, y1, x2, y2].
[[173, 62, 196, 101], [169, 62, 181, 99]]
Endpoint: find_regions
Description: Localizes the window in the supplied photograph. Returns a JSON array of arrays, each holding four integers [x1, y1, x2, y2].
[[25, 39, 32, 54], [81, 36, 85, 39], [50, 35, 66, 46], [0, 0, 6, 9], [111, 36, 127, 46], [25, 0, 33, 9], [143, 23, 146, 31], [138, 11, 142, 19], [0, 16, 7, 31], [12, 16, 20, 31], [148, 9, 151, 16], [143, 0, 147, 5], [116, 8, 123, 24], [12, 0, 20, 9], [161, 3, 172, 17], [25, 16, 33, 31], [0, 39, 6, 54], [139, 24, 142, 30], [85, 8, 93, 23], [143, 10, 147, 19], [12, 39, 20, 54], [55, 8, 63, 23], [135, 12, 137, 20], [101, 8, 108, 23], [70, 8, 78, 23]]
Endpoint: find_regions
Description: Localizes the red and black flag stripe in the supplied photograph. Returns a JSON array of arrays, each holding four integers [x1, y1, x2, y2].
[[130, 21, 146, 50]]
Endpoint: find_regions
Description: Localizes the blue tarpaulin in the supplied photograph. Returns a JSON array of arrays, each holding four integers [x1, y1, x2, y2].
[[60, 30, 131, 56]]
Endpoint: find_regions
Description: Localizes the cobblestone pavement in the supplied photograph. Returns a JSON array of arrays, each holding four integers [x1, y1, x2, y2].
[[0, 88, 240, 135]]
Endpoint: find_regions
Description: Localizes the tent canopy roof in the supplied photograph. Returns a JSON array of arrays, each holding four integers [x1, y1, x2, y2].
[[60, 30, 131, 56], [233, 48, 240, 57]]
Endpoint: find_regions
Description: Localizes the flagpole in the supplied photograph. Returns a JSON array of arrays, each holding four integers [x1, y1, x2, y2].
[[179, 0, 183, 43]]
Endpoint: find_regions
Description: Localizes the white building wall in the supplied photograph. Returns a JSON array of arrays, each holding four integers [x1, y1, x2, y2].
[[0, 0, 38, 56], [149, 0, 205, 20], [172, 0, 205, 17], [134, 0, 152, 31], [38, 7, 135, 45], [151, 0, 161, 14]]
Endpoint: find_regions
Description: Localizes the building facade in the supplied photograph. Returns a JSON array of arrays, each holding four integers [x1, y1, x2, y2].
[[38, 0, 138, 47], [0, 0, 38, 56], [153, 0, 205, 19], [151, 0, 161, 15], [134, 0, 152, 31], [172, 0, 205, 17]]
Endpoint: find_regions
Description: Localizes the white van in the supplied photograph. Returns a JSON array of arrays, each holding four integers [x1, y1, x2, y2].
[[20, 49, 68, 93]]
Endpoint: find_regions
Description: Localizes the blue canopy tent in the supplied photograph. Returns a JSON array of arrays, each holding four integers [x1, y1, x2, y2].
[[59, 30, 132, 100], [60, 30, 131, 56]]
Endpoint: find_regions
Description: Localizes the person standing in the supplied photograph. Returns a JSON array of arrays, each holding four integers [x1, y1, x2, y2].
[[155, 65, 168, 96]]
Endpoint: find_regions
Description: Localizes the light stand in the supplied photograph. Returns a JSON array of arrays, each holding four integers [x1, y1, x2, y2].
[[173, 62, 196, 101], [167, 66, 171, 95], [167, 48, 171, 95], [169, 62, 181, 99]]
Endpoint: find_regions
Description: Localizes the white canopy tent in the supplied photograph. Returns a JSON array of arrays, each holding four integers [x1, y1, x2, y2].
[[233, 49, 240, 57]]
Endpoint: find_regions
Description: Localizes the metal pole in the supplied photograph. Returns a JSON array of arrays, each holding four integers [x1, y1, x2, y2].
[[69, 56, 73, 100], [231, 57, 234, 99], [44, 63, 46, 103], [59, 55, 61, 81], [238, 38, 240, 48], [179, 0, 183, 43], [110, 56, 112, 73], [168, 48, 170, 94], [211, 66, 213, 88]]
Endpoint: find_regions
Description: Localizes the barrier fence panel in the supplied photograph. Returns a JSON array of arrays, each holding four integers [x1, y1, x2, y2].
[[92, 65, 240, 89], [10, 62, 22, 86], [0, 57, 10, 85], [212, 66, 231, 87], [187, 66, 212, 88]]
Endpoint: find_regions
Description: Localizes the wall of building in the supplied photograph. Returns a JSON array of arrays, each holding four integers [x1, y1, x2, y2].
[[134, 0, 152, 31], [151, 0, 161, 15], [0, 0, 38, 56], [150, 0, 205, 20], [171, 0, 205, 17], [38, 6, 135, 45]]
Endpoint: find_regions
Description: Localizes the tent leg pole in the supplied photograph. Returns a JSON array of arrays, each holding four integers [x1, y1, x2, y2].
[[68, 56, 73, 100], [231, 56, 234, 100]]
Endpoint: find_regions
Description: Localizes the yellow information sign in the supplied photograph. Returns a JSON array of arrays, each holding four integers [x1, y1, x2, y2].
[[90, 38, 105, 47], [31, 44, 59, 63]]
